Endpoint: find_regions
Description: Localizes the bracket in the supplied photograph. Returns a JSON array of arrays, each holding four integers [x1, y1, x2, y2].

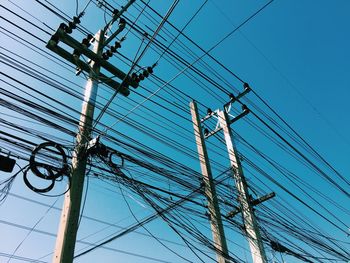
[[46, 41, 131, 96], [200, 84, 251, 139], [226, 192, 275, 218], [229, 107, 250, 125], [224, 83, 251, 110]]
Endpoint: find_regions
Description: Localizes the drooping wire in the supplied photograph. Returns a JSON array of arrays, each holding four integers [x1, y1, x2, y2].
[[0, 163, 27, 205]]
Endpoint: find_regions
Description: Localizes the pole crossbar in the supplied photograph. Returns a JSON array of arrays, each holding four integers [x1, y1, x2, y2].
[[226, 192, 275, 218], [46, 41, 130, 96], [51, 28, 138, 88]]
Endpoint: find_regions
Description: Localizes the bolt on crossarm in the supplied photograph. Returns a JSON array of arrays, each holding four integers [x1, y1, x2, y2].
[[190, 100, 230, 263]]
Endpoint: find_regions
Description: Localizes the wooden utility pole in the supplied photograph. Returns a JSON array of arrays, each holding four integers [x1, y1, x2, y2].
[[217, 109, 267, 263], [190, 101, 230, 263], [53, 30, 103, 263]]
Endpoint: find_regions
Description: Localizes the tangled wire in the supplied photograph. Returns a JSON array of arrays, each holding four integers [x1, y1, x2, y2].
[[23, 142, 70, 194], [0, 142, 71, 202]]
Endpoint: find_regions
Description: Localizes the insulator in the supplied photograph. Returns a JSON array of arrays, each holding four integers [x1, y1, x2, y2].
[[59, 23, 67, 30], [204, 128, 209, 136], [229, 93, 236, 101], [118, 18, 126, 28], [73, 16, 81, 24], [138, 73, 145, 81], [114, 41, 121, 49], [69, 21, 77, 29], [65, 24, 73, 34], [82, 38, 90, 46], [82, 35, 92, 47], [147, 66, 153, 74], [102, 52, 109, 60], [242, 104, 249, 112], [106, 50, 113, 57], [110, 46, 117, 53], [207, 108, 212, 115], [142, 69, 149, 78], [131, 72, 138, 80], [243, 82, 251, 91], [131, 73, 140, 83], [113, 9, 120, 16]]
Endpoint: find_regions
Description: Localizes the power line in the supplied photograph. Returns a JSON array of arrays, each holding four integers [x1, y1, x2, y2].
[[0, 219, 178, 263]]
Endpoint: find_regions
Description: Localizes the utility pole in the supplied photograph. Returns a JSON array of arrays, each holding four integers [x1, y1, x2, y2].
[[52, 31, 103, 263], [197, 84, 273, 263], [46, 2, 137, 262], [190, 101, 230, 263], [217, 109, 268, 263]]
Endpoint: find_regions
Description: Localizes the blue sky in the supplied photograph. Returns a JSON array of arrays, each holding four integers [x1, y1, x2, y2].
[[1, 0, 350, 262]]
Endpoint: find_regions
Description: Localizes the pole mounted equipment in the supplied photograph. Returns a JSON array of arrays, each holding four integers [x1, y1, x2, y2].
[[46, 5, 138, 97], [0, 152, 16, 173]]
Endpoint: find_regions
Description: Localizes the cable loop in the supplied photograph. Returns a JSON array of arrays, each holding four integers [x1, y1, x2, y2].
[[29, 142, 69, 180], [23, 166, 55, 193], [108, 150, 124, 169], [24, 142, 71, 195]]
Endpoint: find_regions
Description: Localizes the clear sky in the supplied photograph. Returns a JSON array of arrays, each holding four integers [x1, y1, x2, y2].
[[1, 0, 349, 262]]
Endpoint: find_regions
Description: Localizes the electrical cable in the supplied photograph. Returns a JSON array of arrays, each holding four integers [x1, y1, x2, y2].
[[0, 1, 348, 262], [6, 198, 59, 263]]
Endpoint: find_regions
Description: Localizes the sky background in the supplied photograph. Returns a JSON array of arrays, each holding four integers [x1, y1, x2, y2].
[[0, 0, 350, 262]]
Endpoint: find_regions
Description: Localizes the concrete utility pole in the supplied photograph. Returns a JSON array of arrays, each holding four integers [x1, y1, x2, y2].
[[190, 101, 230, 263], [195, 85, 273, 263], [53, 30, 104, 263], [47, 2, 137, 262], [217, 109, 267, 263]]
